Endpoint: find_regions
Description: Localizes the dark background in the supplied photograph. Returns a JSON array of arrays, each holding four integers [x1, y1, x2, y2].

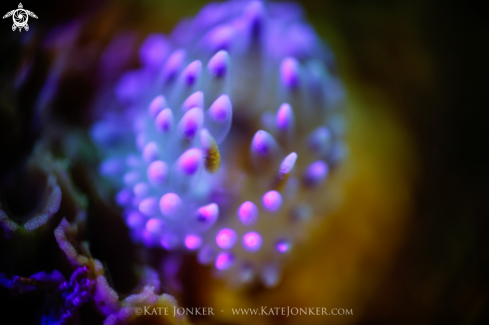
[[0, 0, 488, 324]]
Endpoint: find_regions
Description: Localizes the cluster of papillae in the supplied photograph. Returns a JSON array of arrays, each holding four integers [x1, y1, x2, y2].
[[92, 0, 346, 286]]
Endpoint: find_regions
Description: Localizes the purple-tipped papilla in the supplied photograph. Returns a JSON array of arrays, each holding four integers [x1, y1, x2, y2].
[[276, 103, 295, 133], [238, 201, 259, 226], [182, 91, 204, 112], [196, 203, 219, 224], [155, 108, 174, 133], [174, 148, 203, 175], [143, 142, 159, 162], [139, 34, 169, 69], [133, 182, 150, 198], [148, 95, 166, 118], [279, 152, 298, 176], [93, 0, 346, 286], [215, 252, 234, 270], [262, 190, 283, 212], [162, 49, 186, 82], [139, 197, 158, 217], [146, 218, 164, 234], [251, 130, 279, 161], [243, 232, 262, 252], [185, 234, 202, 250], [303, 160, 329, 187], [147, 160, 169, 186], [193, 203, 219, 231], [216, 228, 237, 249], [205, 94, 233, 143], [159, 193, 182, 218], [275, 239, 291, 253], [207, 50, 230, 78], [178, 107, 204, 140], [280, 57, 300, 89], [180, 60, 202, 86]]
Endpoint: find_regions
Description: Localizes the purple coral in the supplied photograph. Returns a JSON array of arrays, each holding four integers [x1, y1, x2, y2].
[[1, 215, 188, 325], [92, 0, 346, 286], [0, 267, 94, 325]]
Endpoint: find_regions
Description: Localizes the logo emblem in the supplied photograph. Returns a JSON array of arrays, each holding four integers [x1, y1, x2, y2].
[[3, 3, 38, 32]]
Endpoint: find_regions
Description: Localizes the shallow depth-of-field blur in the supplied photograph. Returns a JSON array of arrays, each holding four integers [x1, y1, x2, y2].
[[0, 0, 488, 324]]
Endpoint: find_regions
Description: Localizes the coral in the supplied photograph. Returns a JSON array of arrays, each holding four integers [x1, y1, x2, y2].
[[53, 209, 188, 324], [92, 0, 346, 286], [0, 144, 88, 237], [0, 267, 94, 325], [0, 145, 90, 278], [0, 4, 186, 324], [102, 285, 189, 325], [0, 155, 62, 236], [1, 213, 187, 325], [54, 214, 91, 268]]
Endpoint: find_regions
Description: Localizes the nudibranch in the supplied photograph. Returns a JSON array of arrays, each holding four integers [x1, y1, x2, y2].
[[92, 0, 346, 286]]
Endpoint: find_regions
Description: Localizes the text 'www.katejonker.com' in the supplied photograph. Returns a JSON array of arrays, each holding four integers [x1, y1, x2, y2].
[[134, 306, 354, 317]]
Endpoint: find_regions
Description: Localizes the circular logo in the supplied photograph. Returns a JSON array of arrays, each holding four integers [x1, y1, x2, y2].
[[13, 10, 28, 28], [3, 3, 38, 32]]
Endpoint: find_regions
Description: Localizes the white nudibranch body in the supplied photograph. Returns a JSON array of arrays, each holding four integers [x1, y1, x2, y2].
[[92, 0, 347, 286]]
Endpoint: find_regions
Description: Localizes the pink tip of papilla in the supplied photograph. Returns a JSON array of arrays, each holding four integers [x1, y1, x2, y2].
[[243, 232, 262, 252], [303, 160, 329, 187], [148, 95, 166, 118], [279, 152, 298, 175], [146, 218, 164, 234], [244, 0, 265, 19], [208, 94, 232, 123], [196, 203, 219, 224], [262, 190, 283, 212], [204, 25, 235, 52], [133, 182, 150, 198], [216, 228, 237, 249], [199, 128, 214, 150], [162, 49, 186, 82], [176, 148, 204, 175], [143, 142, 159, 163], [275, 239, 291, 253], [139, 33, 169, 68], [280, 57, 300, 89], [126, 211, 145, 230], [155, 108, 173, 133], [139, 197, 158, 216], [181, 60, 202, 86], [276, 103, 294, 131], [215, 252, 234, 270], [251, 130, 276, 157], [185, 234, 202, 250], [207, 50, 229, 78], [238, 201, 259, 225], [159, 193, 182, 218], [178, 107, 204, 140], [147, 160, 169, 186], [182, 91, 204, 112]]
